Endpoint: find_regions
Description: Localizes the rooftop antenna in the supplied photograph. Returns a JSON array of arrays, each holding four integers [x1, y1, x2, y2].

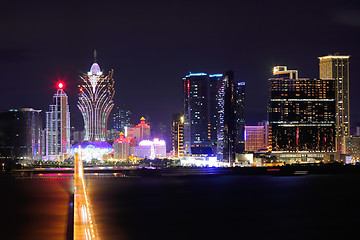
[[94, 49, 97, 62]]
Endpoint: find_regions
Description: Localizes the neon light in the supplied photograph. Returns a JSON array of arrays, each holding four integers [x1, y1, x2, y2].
[[71, 142, 114, 161], [185, 73, 207, 77], [209, 74, 223, 77], [78, 59, 115, 141]]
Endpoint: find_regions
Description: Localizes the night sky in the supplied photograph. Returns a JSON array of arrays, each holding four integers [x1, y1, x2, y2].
[[1, 0, 360, 131]]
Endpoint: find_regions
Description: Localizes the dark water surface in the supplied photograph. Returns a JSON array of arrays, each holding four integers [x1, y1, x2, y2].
[[0, 177, 73, 240], [1, 173, 359, 239], [88, 174, 360, 240]]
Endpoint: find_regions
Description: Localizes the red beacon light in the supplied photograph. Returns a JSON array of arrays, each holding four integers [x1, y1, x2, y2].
[[58, 82, 64, 89]]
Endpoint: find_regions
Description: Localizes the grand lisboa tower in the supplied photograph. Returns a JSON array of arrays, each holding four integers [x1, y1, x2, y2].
[[78, 52, 115, 142]]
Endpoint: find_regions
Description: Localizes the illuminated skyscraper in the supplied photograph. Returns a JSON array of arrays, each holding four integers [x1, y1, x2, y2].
[[112, 105, 131, 132], [183, 73, 220, 155], [319, 54, 350, 154], [183, 71, 245, 160], [209, 74, 223, 151], [217, 71, 245, 162], [78, 53, 115, 141], [268, 66, 336, 153], [172, 113, 184, 158], [46, 83, 70, 160]]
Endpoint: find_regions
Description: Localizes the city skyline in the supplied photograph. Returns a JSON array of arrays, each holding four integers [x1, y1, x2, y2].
[[1, 0, 360, 131]]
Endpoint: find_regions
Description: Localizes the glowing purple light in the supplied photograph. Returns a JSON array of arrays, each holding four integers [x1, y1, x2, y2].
[[89, 63, 102, 75]]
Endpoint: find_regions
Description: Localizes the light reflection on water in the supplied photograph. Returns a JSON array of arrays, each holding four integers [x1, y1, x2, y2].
[[87, 174, 360, 240], [1, 173, 360, 239]]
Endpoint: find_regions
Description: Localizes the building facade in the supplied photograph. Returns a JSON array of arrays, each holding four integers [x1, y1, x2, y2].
[[134, 138, 166, 159], [217, 71, 245, 162], [112, 105, 131, 133], [319, 54, 350, 154], [126, 117, 151, 143], [182, 71, 245, 161], [0, 108, 42, 161], [78, 56, 115, 141], [46, 83, 70, 160], [113, 132, 130, 159], [172, 113, 184, 158], [209, 74, 223, 151], [245, 123, 268, 152], [183, 73, 211, 155], [268, 66, 336, 153]]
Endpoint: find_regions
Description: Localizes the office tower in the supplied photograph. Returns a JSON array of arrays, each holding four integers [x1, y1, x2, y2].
[[245, 122, 268, 152], [113, 105, 131, 132], [78, 53, 115, 141], [268, 66, 335, 152], [183, 72, 224, 155], [172, 113, 184, 158], [0, 108, 42, 160], [46, 83, 70, 160], [209, 74, 223, 151], [319, 54, 350, 154], [217, 71, 245, 162], [183, 73, 210, 154], [126, 117, 151, 142]]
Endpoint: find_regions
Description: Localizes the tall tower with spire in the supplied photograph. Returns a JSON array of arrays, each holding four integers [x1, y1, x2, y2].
[[78, 53, 115, 141], [46, 82, 71, 160]]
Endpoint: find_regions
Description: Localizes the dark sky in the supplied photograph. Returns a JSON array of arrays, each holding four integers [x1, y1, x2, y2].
[[1, 0, 360, 131]]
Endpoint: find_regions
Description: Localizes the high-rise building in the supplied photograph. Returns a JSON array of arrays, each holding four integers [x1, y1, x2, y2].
[[46, 82, 70, 160], [112, 105, 131, 133], [183, 73, 224, 155], [183, 73, 210, 155], [209, 74, 223, 151], [319, 54, 350, 154], [172, 113, 184, 158], [217, 71, 245, 162], [182, 71, 245, 161], [268, 66, 336, 153], [78, 53, 115, 141], [0, 108, 42, 161]]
